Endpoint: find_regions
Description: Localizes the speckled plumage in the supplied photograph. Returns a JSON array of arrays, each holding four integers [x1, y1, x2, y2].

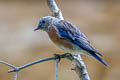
[[34, 16, 108, 66]]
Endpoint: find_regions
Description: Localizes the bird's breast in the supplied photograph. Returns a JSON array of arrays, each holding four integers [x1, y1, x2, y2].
[[48, 26, 75, 51]]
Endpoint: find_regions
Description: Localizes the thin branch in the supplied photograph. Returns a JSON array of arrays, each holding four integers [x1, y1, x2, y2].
[[0, 54, 90, 80], [47, 0, 64, 20], [56, 59, 59, 80], [0, 60, 18, 80], [14, 72, 18, 80], [8, 57, 56, 73], [0, 60, 16, 68], [68, 54, 90, 80]]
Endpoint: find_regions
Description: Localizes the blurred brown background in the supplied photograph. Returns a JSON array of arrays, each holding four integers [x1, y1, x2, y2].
[[0, 0, 120, 80]]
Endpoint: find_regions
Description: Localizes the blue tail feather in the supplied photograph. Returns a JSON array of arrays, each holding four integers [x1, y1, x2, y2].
[[89, 51, 109, 67]]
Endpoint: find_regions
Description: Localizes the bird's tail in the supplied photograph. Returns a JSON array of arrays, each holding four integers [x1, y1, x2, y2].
[[89, 51, 109, 67]]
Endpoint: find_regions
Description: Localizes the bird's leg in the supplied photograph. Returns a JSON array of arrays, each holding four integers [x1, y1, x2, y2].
[[54, 54, 62, 62], [64, 53, 73, 57], [54, 53, 73, 62]]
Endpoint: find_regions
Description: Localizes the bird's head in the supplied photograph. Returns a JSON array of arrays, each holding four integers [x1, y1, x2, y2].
[[34, 16, 60, 32]]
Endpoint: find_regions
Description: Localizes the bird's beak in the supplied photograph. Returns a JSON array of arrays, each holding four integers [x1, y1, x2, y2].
[[34, 26, 39, 31]]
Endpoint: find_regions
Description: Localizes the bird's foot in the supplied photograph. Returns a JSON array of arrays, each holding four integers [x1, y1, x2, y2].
[[54, 54, 62, 62], [64, 53, 72, 57], [54, 53, 72, 62]]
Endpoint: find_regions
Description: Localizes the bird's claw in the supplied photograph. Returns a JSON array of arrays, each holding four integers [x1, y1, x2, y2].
[[54, 54, 62, 62], [54, 53, 72, 62]]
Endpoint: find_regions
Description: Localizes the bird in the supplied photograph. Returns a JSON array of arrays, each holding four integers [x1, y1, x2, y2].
[[34, 16, 108, 66]]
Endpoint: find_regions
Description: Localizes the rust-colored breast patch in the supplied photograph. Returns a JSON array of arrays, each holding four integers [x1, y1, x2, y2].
[[48, 26, 74, 50]]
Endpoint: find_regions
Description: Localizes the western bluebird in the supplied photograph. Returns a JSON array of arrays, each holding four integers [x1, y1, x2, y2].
[[34, 16, 108, 66]]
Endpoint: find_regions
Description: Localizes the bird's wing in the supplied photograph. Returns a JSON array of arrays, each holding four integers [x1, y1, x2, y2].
[[53, 20, 103, 57], [52, 20, 109, 66]]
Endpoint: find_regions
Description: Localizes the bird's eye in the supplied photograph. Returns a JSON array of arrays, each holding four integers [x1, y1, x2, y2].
[[42, 21, 46, 23]]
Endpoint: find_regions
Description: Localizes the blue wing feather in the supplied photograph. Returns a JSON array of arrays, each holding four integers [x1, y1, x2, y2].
[[73, 40, 108, 66], [54, 20, 103, 56], [89, 51, 109, 66], [53, 20, 108, 66]]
